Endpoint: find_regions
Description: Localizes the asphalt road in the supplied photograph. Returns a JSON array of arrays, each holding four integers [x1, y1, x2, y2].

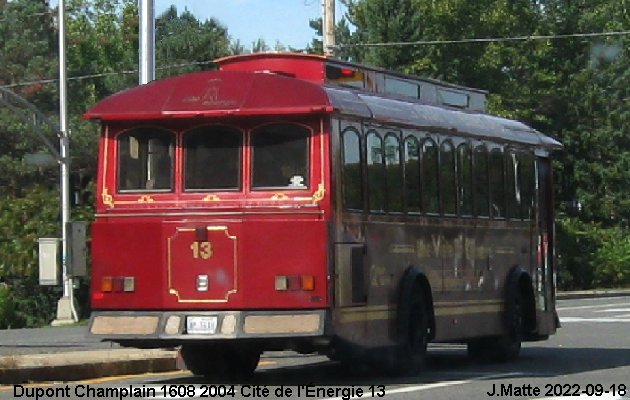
[[2, 296, 629, 400], [0, 325, 120, 356]]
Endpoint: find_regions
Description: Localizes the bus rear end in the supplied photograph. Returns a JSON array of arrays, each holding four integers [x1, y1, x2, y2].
[[85, 70, 334, 376]]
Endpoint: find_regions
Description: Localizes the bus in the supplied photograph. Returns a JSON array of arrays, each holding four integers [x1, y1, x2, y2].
[[85, 53, 561, 376]]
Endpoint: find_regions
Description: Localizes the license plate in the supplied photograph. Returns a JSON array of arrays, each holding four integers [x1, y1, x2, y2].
[[186, 316, 218, 334]]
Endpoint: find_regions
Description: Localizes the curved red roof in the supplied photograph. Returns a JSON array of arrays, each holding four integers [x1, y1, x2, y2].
[[83, 70, 333, 121]]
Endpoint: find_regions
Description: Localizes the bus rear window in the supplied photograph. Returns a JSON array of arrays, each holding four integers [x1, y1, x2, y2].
[[184, 126, 242, 191], [117, 128, 174, 192], [251, 124, 310, 190]]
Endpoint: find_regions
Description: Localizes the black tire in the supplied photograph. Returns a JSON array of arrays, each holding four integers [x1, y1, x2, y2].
[[181, 344, 261, 378], [467, 289, 524, 362], [393, 288, 429, 374]]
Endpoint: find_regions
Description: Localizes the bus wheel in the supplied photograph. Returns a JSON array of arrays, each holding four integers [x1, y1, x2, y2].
[[467, 289, 524, 362], [396, 288, 429, 373], [181, 344, 261, 378]]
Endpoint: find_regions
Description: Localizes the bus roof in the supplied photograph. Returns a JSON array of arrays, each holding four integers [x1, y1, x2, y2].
[[84, 54, 561, 150], [83, 70, 333, 121], [216, 52, 488, 112]]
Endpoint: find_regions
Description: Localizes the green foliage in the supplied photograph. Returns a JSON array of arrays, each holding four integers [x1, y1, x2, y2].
[[556, 217, 599, 289], [0, 186, 61, 328], [155, 5, 231, 76], [556, 218, 629, 290], [0, 285, 14, 328], [593, 228, 630, 288]]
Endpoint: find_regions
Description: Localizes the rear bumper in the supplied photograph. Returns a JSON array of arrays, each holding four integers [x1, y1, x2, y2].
[[89, 309, 328, 343]]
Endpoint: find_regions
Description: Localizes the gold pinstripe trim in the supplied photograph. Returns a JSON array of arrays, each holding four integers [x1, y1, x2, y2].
[[336, 301, 504, 323]]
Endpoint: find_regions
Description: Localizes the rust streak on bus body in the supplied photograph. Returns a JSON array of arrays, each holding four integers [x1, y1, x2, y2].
[[84, 53, 561, 375]]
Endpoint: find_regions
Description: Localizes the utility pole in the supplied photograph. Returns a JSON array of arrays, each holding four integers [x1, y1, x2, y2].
[[52, 0, 78, 326], [139, 0, 155, 84], [323, 0, 335, 57]]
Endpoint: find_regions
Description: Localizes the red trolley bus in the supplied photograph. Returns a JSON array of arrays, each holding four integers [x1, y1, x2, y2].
[[85, 53, 561, 376]]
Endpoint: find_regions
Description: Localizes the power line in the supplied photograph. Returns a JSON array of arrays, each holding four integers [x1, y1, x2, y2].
[[0, 60, 216, 89], [3, 30, 627, 90], [335, 30, 630, 48]]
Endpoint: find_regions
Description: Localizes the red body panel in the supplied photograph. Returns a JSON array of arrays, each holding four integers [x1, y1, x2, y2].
[[90, 216, 329, 310]]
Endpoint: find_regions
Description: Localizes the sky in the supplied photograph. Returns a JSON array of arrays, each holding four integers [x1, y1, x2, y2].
[[153, 0, 346, 50]]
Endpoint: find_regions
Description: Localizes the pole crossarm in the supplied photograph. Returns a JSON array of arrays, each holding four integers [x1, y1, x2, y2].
[[0, 86, 63, 163]]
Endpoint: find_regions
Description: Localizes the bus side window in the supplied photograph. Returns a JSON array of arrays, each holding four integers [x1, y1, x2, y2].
[[422, 138, 439, 214], [117, 128, 174, 192], [404, 136, 421, 213], [490, 148, 506, 218], [440, 140, 456, 215], [457, 142, 473, 216], [519, 153, 536, 220], [506, 151, 521, 219], [366, 131, 386, 212], [384, 133, 403, 212], [342, 129, 363, 211], [473, 144, 489, 217]]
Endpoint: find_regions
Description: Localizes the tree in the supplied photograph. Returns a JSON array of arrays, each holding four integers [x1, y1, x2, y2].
[[156, 6, 230, 76], [335, 0, 629, 288]]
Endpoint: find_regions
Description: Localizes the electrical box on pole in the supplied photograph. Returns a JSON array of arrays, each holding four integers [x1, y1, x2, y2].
[[68, 221, 88, 277], [39, 238, 60, 286]]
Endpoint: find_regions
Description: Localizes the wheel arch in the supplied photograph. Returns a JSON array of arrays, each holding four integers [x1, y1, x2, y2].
[[398, 265, 436, 341], [505, 266, 536, 333]]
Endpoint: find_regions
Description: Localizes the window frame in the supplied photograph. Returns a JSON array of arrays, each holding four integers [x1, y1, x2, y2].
[[183, 124, 244, 193], [341, 127, 364, 212], [384, 131, 403, 213], [403, 133, 422, 214], [250, 122, 312, 191], [489, 146, 506, 219], [365, 129, 387, 213], [440, 139, 457, 216], [116, 127, 175, 194], [421, 136, 440, 215], [473, 143, 490, 218]]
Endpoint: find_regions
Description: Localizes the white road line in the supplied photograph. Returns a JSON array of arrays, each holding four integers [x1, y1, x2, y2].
[[594, 308, 630, 313], [320, 372, 524, 400], [560, 317, 630, 323]]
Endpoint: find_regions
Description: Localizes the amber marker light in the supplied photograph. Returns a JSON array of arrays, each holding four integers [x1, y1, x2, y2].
[[101, 276, 113, 292], [301, 275, 315, 291]]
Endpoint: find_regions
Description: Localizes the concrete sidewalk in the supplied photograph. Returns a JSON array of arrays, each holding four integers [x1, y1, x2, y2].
[[0, 349, 178, 384]]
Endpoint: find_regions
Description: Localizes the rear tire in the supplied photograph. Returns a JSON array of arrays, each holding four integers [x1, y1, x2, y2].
[[181, 344, 261, 378], [467, 288, 525, 362], [392, 287, 429, 374]]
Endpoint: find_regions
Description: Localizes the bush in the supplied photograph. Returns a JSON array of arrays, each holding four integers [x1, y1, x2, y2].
[[593, 228, 630, 287], [0, 284, 15, 328], [556, 217, 630, 290]]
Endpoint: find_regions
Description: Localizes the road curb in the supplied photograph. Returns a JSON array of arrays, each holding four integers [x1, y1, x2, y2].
[[0, 350, 179, 385], [557, 289, 630, 300]]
